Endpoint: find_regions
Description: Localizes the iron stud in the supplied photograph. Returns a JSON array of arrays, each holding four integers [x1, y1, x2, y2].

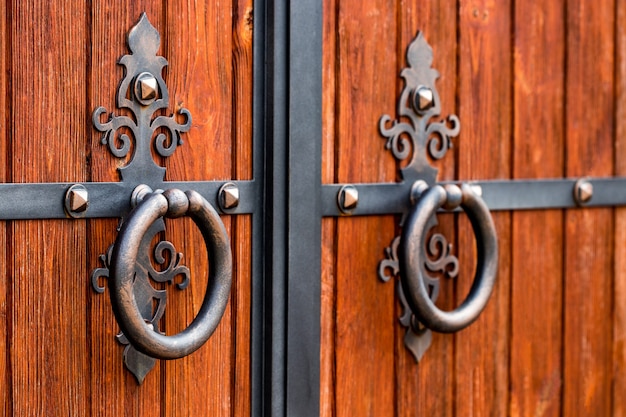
[[574, 179, 593, 205], [135, 72, 158, 104], [219, 182, 240, 211], [338, 185, 359, 214], [65, 184, 89, 218], [413, 86, 434, 113]]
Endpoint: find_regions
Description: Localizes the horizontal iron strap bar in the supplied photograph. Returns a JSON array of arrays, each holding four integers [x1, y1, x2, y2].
[[321, 177, 626, 216], [0, 180, 258, 219]]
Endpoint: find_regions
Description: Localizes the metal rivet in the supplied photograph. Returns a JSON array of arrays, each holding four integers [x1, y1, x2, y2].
[[65, 184, 89, 218], [131, 184, 154, 208], [409, 180, 429, 205], [413, 86, 434, 113], [338, 185, 359, 214], [574, 179, 593, 205], [219, 182, 240, 211], [442, 184, 463, 210], [135, 72, 158, 104]]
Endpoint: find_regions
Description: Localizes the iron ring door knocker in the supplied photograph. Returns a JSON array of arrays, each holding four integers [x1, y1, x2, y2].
[[110, 188, 232, 360], [399, 183, 498, 333]]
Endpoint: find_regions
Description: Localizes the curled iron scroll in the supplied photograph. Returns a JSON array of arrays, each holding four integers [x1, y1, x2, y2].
[[400, 183, 498, 333]]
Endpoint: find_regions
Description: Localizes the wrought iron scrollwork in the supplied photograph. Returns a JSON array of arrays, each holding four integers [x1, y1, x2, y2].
[[378, 214, 459, 361], [91, 218, 190, 383], [378, 32, 459, 186], [377, 33, 463, 362], [92, 13, 191, 183]]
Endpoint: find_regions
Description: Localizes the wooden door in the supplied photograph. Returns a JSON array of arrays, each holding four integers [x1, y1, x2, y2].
[[0, 2, 253, 415], [321, 0, 626, 416]]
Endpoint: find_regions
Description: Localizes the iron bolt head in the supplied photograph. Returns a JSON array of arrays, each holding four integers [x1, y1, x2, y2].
[[409, 180, 429, 205], [338, 185, 359, 214], [135, 72, 158, 104], [574, 179, 593, 205], [65, 184, 89, 218], [442, 184, 463, 210], [413, 86, 434, 113], [219, 182, 240, 211]]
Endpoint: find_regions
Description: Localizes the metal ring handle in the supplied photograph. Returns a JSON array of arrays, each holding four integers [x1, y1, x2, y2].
[[399, 183, 498, 333], [109, 189, 232, 359]]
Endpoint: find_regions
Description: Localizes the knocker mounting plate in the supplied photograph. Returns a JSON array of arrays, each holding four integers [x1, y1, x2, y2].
[[93, 13, 191, 185], [90, 14, 230, 384], [377, 33, 462, 362]]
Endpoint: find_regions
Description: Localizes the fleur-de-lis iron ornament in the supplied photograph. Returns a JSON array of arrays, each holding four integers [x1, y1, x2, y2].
[[378, 33, 460, 362], [91, 14, 192, 383]]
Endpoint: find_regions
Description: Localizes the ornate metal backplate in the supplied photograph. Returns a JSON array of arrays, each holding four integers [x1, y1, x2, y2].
[[378, 33, 460, 362], [92, 13, 191, 185], [90, 13, 192, 383]]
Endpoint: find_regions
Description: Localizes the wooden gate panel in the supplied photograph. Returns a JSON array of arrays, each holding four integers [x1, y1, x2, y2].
[[564, 1, 615, 415], [10, 1, 89, 415], [615, 2, 626, 415], [510, 1, 565, 416]]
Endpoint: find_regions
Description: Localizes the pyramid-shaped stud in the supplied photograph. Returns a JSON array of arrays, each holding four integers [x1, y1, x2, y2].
[[70, 189, 89, 212], [135, 72, 158, 103], [413, 86, 434, 112], [574, 179, 593, 205], [65, 184, 89, 218], [338, 185, 358, 213], [219, 183, 240, 211]]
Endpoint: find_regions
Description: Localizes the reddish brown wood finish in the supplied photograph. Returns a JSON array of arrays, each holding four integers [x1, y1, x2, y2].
[[331, 0, 398, 415], [0, 0, 7, 414], [322, 0, 624, 416], [564, 1, 615, 415], [10, 2, 89, 415], [510, 2, 564, 416], [615, 1, 626, 415]]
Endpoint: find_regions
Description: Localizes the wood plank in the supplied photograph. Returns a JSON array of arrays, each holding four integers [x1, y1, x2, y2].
[[320, 0, 339, 417], [232, 1, 254, 415], [456, 1, 512, 415], [10, 1, 89, 415], [396, 1, 457, 416], [320, 0, 337, 414], [510, 2, 565, 416], [563, 0, 615, 415], [89, 5, 164, 417], [614, 0, 626, 415], [333, 0, 398, 415], [0, 0, 8, 413], [163, 1, 235, 415]]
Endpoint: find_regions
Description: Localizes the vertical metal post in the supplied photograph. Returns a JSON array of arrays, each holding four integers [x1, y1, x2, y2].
[[262, 0, 322, 415], [286, 0, 322, 415]]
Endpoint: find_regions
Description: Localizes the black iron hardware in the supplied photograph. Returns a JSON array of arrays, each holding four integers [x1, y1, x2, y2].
[[84, 14, 239, 383]]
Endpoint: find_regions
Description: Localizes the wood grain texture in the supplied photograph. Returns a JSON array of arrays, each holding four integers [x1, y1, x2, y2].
[[614, 0, 626, 415], [0, 0, 7, 413], [397, 1, 457, 416], [563, 0, 615, 415], [232, 1, 254, 416], [89, 4, 164, 417], [164, 1, 235, 415], [333, 0, 398, 415], [456, 1, 512, 415], [320, 0, 337, 414], [10, 1, 89, 415], [510, 2, 565, 416]]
